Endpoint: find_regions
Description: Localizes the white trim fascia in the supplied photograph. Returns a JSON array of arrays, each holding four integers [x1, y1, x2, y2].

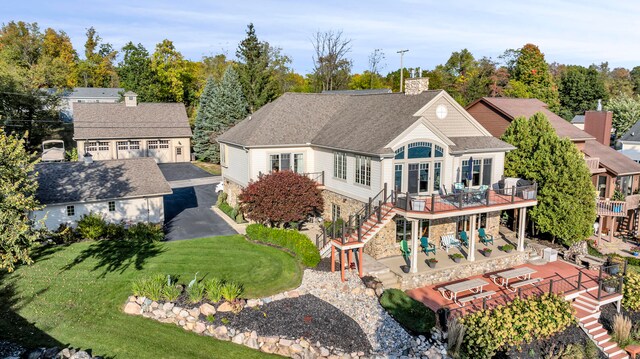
[[39, 194, 169, 208]]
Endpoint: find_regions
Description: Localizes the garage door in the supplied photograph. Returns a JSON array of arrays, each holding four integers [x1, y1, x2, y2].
[[84, 141, 111, 160], [116, 140, 143, 159], [148, 140, 171, 163]]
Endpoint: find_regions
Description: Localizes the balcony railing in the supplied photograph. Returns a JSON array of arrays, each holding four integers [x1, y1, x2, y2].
[[584, 157, 604, 174], [394, 183, 537, 215], [302, 171, 324, 185], [596, 199, 627, 217]]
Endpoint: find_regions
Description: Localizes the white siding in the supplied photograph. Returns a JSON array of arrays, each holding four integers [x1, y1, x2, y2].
[[223, 144, 250, 186], [31, 196, 165, 230], [314, 148, 382, 202], [249, 147, 314, 181], [77, 138, 191, 163], [421, 97, 486, 137]]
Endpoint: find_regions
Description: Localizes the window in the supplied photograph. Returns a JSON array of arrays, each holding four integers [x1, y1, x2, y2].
[[355, 155, 371, 186], [98, 142, 109, 151], [333, 152, 347, 179], [394, 164, 403, 192], [108, 201, 116, 212], [597, 176, 607, 198], [176, 147, 182, 155], [435, 145, 444, 158], [331, 204, 341, 220], [117, 141, 128, 150], [130, 141, 140, 150], [395, 146, 405, 160], [482, 159, 492, 186], [616, 175, 633, 196], [408, 142, 432, 159], [433, 162, 442, 192], [461, 158, 493, 187], [281, 153, 291, 171], [270, 154, 280, 171], [66, 205, 75, 217], [419, 163, 429, 192], [293, 153, 304, 173], [148, 140, 169, 150], [396, 218, 411, 242], [220, 144, 226, 165], [85, 141, 98, 152]]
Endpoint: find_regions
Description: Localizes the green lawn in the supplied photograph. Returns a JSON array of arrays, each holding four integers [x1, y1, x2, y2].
[[192, 161, 222, 175], [0, 235, 302, 358]]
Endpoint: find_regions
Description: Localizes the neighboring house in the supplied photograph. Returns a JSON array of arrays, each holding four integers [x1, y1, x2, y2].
[[571, 115, 585, 130], [45, 87, 123, 121], [218, 78, 537, 276], [467, 97, 640, 237], [73, 92, 192, 163], [617, 121, 640, 163], [31, 157, 172, 230]]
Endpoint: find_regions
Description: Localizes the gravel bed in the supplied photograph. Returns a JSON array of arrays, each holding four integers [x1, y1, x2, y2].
[[214, 294, 372, 353], [0, 340, 24, 358], [295, 268, 414, 355]]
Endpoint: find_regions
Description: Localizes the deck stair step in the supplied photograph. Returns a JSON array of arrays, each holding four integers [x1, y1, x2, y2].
[[571, 292, 627, 359], [376, 271, 401, 289]]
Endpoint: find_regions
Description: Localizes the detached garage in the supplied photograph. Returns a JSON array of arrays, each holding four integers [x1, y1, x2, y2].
[[31, 157, 173, 230], [74, 91, 192, 163]]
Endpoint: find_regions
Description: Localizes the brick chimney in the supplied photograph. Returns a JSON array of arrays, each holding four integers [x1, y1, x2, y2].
[[124, 91, 138, 107], [404, 77, 429, 95], [584, 110, 613, 146]]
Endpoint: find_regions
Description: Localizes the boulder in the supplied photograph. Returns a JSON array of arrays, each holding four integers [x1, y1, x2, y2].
[[43, 346, 60, 358], [127, 296, 136, 303], [135, 296, 146, 305], [246, 299, 261, 307], [287, 290, 300, 298], [179, 310, 189, 318], [261, 343, 277, 354], [150, 301, 159, 309], [59, 348, 72, 358], [232, 333, 245, 345], [123, 302, 141, 315], [27, 348, 45, 359], [199, 303, 216, 316], [217, 302, 233, 312], [188, 308, 200, 318], [162, 302, 175, 311], [290, 344, 303, 353], [364, 288, 376, 297], [213, 326, 230, 341], [320, 347, 330, 356], [194, 322, 206, 334], [245, 337, 259, 349], [70, 351, 91, 359], [172, 306, 182, 315], [279, 338, 293, 347], [262, 336, 279, 344], [152, 309, 166, 318]]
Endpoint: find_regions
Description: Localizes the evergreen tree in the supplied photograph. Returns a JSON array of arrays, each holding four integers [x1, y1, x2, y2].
[[504, 44, 561, 113], [502, 112, 595, 245], [236, 23, 276, 113], [193, 66, 248, 162]]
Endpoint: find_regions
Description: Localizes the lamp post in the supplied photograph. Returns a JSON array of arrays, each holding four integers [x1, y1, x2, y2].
[[397, 49, 409, 92]]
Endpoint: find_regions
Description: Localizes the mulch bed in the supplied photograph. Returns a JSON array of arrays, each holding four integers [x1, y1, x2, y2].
[[495, 324, 607, 359], [599, 303, 640, 332], [211, 294, 372, 353]]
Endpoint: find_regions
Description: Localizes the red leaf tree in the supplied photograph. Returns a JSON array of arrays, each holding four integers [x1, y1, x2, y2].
[[239, 171, 324, 227]]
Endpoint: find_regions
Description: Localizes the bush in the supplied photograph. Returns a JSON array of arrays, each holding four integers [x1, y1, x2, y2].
[[204, 278, 224, 303], [246, 224, 321, 267], [125, 222, 164, 243], [379, 289, 436, 335], [76, 213, 107, 240], [623, 271, 640, 311], [216, 191, 228, 206], [220, 281, 243, 302], [218, 201, 245, 224], [460, 293, 575, 358], [162, 284, 182, 302], [131, 274, 165, 301], [104, 222, 126, 240], [51, 224, 79, 244], [186, 281, 206, 304], [612, 313, 633, 347]]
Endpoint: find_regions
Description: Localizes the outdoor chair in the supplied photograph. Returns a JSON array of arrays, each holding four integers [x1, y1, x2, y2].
[[453, 182, 465, 194], [420, 237, 436, 256], [400, 239, 411, 260], [440, 234, 462, 253], [478, 228, 494, 246], [458, 231, 469, 247], [474, 185, 489, 202]]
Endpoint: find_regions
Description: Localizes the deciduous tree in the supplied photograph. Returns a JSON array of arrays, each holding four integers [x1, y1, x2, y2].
[[311, 30, 352, 91], [239, 171, 324, 227], [117, 42, 159, 102], [0, 129, 43, 272], [605, 94, 640, 138], [502, 112, 595, 245], [557, 65, 606, 120]]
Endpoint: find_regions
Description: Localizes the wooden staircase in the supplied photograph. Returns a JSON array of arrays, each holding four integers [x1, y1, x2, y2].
[[572, 293, 628, 359]]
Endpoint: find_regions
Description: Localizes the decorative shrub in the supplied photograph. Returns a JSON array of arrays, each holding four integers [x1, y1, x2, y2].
[[623, 271, 640, 311], [52, 224, 79, 244], [447, 316, 465, 358], [379, 289, 436, 335], [216, 191, 228, 206], [220, 281, 244, 302], [186, 281, 206, 304], [218, 201, 244, 224], [162, 284, 182, 302], [104, 222, 126, 240], [500, 244, 515, 252], [239, 171, 323, 227], [460, 293, 575, 358], [131, 274, 165, 301], [76, 213, 107, 240], [245, 224, 321, 267], [125, 222, 164, 243], [204, 278, 224, 303], [612, 313, 633, 347]]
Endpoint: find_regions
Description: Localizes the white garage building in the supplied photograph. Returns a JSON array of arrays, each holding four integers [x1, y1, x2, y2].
[[73, 92, 192, 163], [31, 157, 172, 230]]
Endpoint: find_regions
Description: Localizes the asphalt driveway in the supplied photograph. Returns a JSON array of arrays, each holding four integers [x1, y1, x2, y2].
[[163, 184, 237, 241], [158, 163, 213, 181]]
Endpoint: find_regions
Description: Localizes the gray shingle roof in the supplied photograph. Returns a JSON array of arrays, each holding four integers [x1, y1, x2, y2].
[[73, 103, 192, 139], [322, 89, 392, 95], [35, 158, 172, 205], [448, 136, 516, 154], [619, 120, 640, 142], [218, 91, 454, 155], [571, 115, 585, 124]]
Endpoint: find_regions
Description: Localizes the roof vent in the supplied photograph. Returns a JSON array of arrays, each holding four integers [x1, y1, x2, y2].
[[124, 91, 138, 107], [83, 152, 93, 165]]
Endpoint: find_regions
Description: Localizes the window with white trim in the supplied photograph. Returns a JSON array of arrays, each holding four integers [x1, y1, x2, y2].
[[333, 152, 347, 180], [331, 204, 341, 220], [66, 205, 75, 216], [355, 155, 371, 186], [148, 140, 169, 150], [220, 144, 226, 166], [293, 153, 304, 173], [461, 158, 493, 186], [269, 153, 299, 172], [108, 201, 116, 212]]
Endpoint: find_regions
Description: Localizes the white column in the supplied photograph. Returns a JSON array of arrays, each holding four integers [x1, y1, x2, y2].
[[469, 214, 477, 261], [410, 219, 419, 273], [518, 207, 527, 252]]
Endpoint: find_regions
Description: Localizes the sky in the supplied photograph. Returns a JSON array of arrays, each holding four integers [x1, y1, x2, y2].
[[2, 0, 639, 74]]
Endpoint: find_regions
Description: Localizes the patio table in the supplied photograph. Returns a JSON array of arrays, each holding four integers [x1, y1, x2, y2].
[[493, 267, 537, 287], [439, 278, 490, 302]]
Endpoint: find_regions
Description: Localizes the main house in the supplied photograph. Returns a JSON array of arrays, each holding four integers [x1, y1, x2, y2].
[[218, 78, 538, 282], [31, 157, 172, 230], [73, 92, 192, 163], [467, 97, 640, 239]]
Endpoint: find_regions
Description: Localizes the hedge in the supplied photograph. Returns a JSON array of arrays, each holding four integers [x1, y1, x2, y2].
[[379, 289, 436, 335], [218, 201, 244, 223], [245, 224, 321, 267], [623, 271, 640, 311]]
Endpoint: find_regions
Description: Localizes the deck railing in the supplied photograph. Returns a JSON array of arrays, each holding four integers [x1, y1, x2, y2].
[[596, 199, 627, 217], [301, 171, 325, 185], [395, 183, 537, 215]]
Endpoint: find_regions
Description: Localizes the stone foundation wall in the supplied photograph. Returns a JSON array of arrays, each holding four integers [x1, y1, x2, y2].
[[224, 178, 244, 207], [321, 190, 365, 221], [485, 211, 500, 238], [429, 217, 458, 243], [364, 219, 398, 259], [399, 251, 530, 290]]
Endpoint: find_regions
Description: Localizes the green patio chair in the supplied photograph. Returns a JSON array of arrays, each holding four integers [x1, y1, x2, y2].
[[420, 237, 436, 256], [400, 239, 411, 260], [458, 231, 469, 247], [453, 182, 465, 193], [478, 228, 494, 246]]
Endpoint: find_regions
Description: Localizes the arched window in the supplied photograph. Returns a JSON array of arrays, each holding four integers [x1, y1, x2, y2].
[[408, 142, 432, 159]]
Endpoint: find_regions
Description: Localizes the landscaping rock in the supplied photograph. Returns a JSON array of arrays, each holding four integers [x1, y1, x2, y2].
[[287, 290, 300, 298], [246, 299, 261, 307], [279, 338, 293, 347], [246, 337, 259, 349], [162, 302, 174, 311], [217, 302, 233, 312], [188, 308, 200, 318], [194, 322, 206, 334], [123, 302, 141, 315], [171, 306, 182, 315], [70, 351, 91, 359], [179, 310, 189, 318], [199, 303, 216, 316], [232, 333, 245, 345], [261, 343, 277, 354], [135, 296, 146, 305], [320, 347, 330, 356]]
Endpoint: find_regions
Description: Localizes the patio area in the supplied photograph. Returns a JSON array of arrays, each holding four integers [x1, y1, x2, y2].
[[407, 259, 623, 316]]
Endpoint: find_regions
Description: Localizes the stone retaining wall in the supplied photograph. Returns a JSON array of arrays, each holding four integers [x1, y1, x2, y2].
[[399, 251, 530, 290], [223, 178, 243, 207], [321, 189, 365, 220]]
